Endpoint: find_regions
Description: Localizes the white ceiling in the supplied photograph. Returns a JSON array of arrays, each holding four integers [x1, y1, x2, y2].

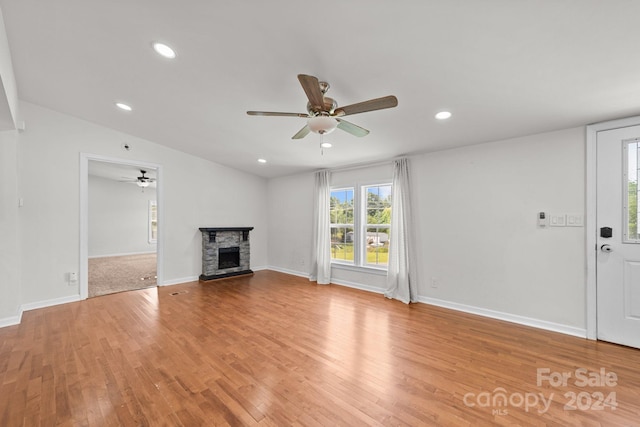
[[2, 1, 640, 178], [88, 161, 156, 182]]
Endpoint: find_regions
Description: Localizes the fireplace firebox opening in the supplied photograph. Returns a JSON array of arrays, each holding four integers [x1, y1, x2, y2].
[[218, 247, 240, 269]]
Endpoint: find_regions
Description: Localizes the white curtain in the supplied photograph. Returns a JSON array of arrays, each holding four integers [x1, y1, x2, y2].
[[309, 170, 331, 284], [385, 158, 418, 303]]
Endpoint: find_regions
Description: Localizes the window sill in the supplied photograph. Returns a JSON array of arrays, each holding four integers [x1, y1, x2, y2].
[[331, 262, 388, 276]]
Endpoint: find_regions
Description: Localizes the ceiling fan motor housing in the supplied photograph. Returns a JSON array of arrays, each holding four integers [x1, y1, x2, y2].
[[307, 97, 337, 116]]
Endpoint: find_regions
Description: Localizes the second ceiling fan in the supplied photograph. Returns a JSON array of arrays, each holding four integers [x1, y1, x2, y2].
[[247, 74, 398, 139]]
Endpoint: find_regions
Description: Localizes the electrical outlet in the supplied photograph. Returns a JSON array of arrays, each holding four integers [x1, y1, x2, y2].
[[431, 277, 439, 288], [68, 272, 78, 283]]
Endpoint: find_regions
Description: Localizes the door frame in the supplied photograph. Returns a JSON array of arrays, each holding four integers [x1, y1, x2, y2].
[[79, 153, 164, 300], [586, 115, 640, 339]]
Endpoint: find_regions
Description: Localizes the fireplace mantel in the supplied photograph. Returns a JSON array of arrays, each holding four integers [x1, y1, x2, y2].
[[199, 227, 254, 281], [199, 227, 253, 243]]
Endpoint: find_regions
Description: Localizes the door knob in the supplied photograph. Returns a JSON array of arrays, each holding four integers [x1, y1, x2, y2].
[[600, 244, 613, 253]]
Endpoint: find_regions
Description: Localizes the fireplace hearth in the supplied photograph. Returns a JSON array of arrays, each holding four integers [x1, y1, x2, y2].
[[199, 227, 253, 281]]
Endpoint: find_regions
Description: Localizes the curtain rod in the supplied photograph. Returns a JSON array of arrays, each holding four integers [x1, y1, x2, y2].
[[320, 156, 408, 174]]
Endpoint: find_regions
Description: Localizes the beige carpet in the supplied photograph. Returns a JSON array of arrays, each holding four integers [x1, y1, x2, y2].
[[88, 253, 157, 298]]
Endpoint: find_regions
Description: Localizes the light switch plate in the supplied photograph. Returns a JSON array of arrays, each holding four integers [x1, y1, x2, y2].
[[549, 214, 566, 227], [566, 214, 584, 227]]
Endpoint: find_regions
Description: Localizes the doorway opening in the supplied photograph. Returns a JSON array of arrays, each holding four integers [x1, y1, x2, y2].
[[80, 154, 163, 300]]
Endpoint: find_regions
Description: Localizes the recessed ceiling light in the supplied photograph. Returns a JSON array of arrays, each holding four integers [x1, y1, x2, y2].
[[320, 142, 332, 148], [116, 102, 132, 111], [152, 42, 176, 59], [258, 158, 267, 164], [435, 111, 452, 120]]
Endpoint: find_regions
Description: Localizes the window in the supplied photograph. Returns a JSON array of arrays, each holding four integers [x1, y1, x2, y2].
[[625, 139, 639, 242], [330, 183, 392, 269], [364, 184, 392, 267], [330, 188, 354, 262], [149, 200, 158, 243]]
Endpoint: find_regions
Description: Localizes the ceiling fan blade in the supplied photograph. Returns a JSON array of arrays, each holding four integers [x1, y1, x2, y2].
[[336, 119, 370, 137], [247, 111, 308, 118], [333, 95, 398, 117], [292, 125, 311, 139], [298, 74, 325, 111]]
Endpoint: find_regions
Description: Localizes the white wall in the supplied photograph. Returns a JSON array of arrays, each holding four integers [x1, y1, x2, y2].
[[415, 127, 585, 331], [88, 174, 157, 257], [267, 172, 314, 275], [0, 130, 20, 324], [267, 127, 586, 333], [13, 101, 268, 310]]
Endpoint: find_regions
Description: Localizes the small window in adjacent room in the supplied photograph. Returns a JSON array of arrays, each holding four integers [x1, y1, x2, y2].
[[330, 188, 354, 263], [149, 200, 158, 243]]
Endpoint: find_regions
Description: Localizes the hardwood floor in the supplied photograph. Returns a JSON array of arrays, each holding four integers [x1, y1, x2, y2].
[[1, 270, 639, 426]]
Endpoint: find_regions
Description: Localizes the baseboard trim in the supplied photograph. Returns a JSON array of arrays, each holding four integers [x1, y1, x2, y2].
[[418, 296, 587, 338], [161, 276, 199, 286], [267, 266, 310, 279], [161, 268, 272, 286], [329, 278, 385, 295], [266, 267, 385, 294], [21, 295, 82, 313], [0, 311, 23, 328]]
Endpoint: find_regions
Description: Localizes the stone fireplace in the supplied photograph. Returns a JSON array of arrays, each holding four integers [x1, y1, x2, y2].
[[199, 227, 253, 281]]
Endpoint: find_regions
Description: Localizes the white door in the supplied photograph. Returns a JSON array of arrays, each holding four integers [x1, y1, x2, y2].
[[596, 125, 640, 349]]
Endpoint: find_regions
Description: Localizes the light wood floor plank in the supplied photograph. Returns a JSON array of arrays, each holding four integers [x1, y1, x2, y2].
[[1, 270, 640, 425]]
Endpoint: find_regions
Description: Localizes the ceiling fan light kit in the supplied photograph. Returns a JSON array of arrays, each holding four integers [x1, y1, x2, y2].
[[120, 170, 155, 190], [307, 116, 338, 135], [247, 74, 398, 144]]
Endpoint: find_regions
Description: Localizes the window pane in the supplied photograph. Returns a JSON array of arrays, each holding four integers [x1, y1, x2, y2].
[[364, 185, 391, 266], [366, 185, 392, 225], [331, 226, 354, 262], [330, 210, 338, 224], [365, 227, 389, 266], [330, 188, 354, 225], [627, 141, 639, 241]]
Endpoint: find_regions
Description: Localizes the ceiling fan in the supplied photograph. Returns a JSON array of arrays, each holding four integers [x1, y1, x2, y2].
[[247, 74, 398, 139], [119, 170, 156, 188]]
